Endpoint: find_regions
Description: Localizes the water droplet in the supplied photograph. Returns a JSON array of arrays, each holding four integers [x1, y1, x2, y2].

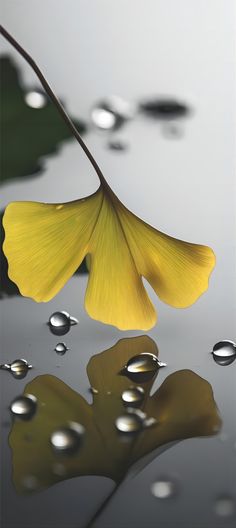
[[1, 359, 32, 379], [121, 386, 144, 406], [115, 409, 146, 434], [21, 475, 39, 490], [124, 353, 165, 382], [10, 394, 37, 420], [50, 422, 85, 455], [90, 387, 99, 395], [54, 343, 68, 355], [162, 122, 183, 139], [214, 496, 235, 517], [107, 139, 128, 152], [48, 311, 78, 335], [212, 340, 236, 366], [24, 90, 47, 109], [91, 96, 135, 131], [52, 463, 66, 476], [151, 478, 177, 499]]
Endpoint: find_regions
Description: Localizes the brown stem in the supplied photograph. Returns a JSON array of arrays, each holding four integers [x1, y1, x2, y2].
[[0, 25, 107, 186]]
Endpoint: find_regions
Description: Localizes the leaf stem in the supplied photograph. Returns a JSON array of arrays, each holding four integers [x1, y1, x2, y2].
[[85, 479, 123, 528], [0, 25, 107, 186]]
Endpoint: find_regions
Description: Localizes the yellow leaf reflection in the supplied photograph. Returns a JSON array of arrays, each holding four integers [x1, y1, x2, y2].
[[9, 336, 221, 494], [3, 180, 215, 330]]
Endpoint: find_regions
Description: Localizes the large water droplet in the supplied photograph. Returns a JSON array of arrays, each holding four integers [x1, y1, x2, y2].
[[212, 340, 236, 366], [24, 90, 47, 109], [10, 394, 37, 420], [49, 311, 78, 335], [0, 359, 32, 379], [54, 343, 68, 355], [151, 478, 177, 499], [91, 96, 135, 131], [50, 422, 85, 455], [124, 353, 166, 382], [121, 386, 144, 406], [214, 496, 235, 517]]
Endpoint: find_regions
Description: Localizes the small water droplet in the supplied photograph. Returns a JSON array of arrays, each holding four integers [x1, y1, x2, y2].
[[214, 496, 235, 517], [90, 387, 99, 395], [54, 343, 68, 355], [55, 204, 64, 210], [22, 475, 39, 490], [151, 478, 177, 499], [212, 340, 236, 366], [115, 409, 146, 434], [91, 96, 135, 131], [24, 90, 47, 109], [107, 139, 128, 152], [10, 394, 37, 420], [124, 353, 165, 382], [48, 311, 78, 335], [121, 386, 144, 406], [52, 463, 66, 476], [50, 422, 85, 455]]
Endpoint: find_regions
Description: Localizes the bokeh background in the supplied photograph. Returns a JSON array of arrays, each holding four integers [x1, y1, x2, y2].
[[1, 1, 236, 527]]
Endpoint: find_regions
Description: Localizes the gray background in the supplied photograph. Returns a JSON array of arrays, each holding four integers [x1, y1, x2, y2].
[[1, 1, 236, 527]]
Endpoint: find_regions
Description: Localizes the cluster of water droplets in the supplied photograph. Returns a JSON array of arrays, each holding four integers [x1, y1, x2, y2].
[[115, 352, 166, 435]]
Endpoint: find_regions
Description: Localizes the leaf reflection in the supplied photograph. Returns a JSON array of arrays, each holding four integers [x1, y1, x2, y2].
[[9, 335, 221, 494]]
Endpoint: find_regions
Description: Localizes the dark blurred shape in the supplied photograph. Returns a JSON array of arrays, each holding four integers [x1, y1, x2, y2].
[[0, 210, 20, 298], [107, 139, 128, 152], [0, 55, 87, 184], [139, 97, 190, 120]]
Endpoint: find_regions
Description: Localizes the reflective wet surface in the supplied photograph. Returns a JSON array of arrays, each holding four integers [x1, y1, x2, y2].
[[1, 2, 236, 527]]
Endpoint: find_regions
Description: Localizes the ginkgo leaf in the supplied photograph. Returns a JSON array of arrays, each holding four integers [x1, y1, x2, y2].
[[0, 56, 86, 183], [3, 180, 215, 330], [9, 336, 221, 494]]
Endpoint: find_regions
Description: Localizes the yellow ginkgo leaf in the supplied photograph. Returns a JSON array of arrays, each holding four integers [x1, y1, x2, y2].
[[3, 182, 215, 330]]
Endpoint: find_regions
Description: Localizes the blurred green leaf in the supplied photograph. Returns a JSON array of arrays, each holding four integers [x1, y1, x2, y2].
[[9, 336, 221, 494], [0, 55, 86, 183]]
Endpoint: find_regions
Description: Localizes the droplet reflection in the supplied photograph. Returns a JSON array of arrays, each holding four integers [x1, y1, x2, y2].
[[91, 96, 135, 131]]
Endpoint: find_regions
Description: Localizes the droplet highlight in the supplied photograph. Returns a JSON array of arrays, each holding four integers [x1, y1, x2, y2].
[[50, 422, 85, 455], [10, 394, 37, 420], [151, 478, 177, 499], [54, 343, 68, 355], [121, 386, 144, 406], [212, 340, 236, 366]]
